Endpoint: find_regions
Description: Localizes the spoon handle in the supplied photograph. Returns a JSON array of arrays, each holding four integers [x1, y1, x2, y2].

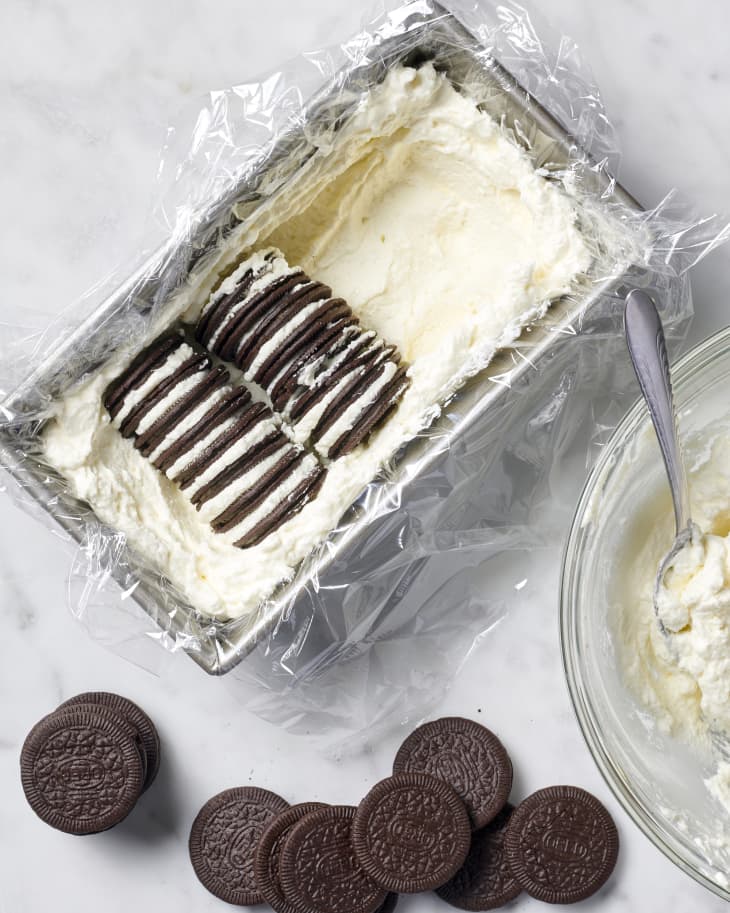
[[624, 289, 691, 535]]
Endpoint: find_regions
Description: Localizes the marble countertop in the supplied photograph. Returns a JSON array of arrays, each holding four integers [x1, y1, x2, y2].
[[1, 1, 729, 911]]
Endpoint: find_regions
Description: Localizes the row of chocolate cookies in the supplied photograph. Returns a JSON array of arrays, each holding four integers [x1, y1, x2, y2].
[[102, 333, 325, 549], [196, 248, 410, 460]]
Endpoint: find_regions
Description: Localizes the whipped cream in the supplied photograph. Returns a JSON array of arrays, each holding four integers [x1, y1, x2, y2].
[[619, 429, 730, 812], [656, 531, 730, 742], [44, 63, 593, 621]]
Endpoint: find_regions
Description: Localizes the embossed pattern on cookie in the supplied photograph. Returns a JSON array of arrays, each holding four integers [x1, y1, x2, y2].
[[189, 786, 289, 906], [279, 805, 387, 913], [393, 717, 513, 830], [504, 785, 619, 904], [436, 803, 522, 911], [58, 692, 160, 793], [20, 706, 146, 835], [352, 772, 471, 894]]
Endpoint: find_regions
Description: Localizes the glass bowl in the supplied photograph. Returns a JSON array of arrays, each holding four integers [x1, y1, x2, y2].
[[561, 325, 730, 899]]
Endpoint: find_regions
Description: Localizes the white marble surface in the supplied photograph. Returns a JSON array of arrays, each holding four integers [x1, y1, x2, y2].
[[1, 1, 729, 911]]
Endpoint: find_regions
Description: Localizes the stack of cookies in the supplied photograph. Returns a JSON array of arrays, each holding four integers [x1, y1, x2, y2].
[[102, 250, 411, 549], [103, 333, 325, 549], [188, 716, 619, 910], [20, 692, 160, 835], [196, 248, 410, 460]]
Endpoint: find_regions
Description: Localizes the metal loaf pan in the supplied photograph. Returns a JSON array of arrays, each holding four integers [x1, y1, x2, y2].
[[0, 3, 642, 674]]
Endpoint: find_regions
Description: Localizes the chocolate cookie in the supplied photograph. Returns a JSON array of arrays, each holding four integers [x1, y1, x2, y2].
[[20, 705, 145, 835], [279, 805, 387, 913], [436, 804, 522, 911], [352, 773, 471, 894], [119, 352, 209, 439], [232, 459, 326, 548], [190, 430, 288, 508], [267, 315, 357, 412], [172, 401, 270, 490], [393, 717, 513, 830], [58, 692, 160, 793], [134, 365, 230, 458], [259, 301, 353, 396], [196, 249, 409, 457], [189, 786, 289, 906], [103, 333, 183, 419], [103, 328, 328, 549], [326, 364, 410, 459], [254, 802, 327, 913], [153, 387, 253, 473], [504, 786, 619, 904]]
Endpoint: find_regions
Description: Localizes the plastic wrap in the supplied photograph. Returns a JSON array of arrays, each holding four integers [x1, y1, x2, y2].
[[1, 0, 728, 748]]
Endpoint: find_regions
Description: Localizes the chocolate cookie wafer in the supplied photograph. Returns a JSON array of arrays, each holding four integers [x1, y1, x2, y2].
[[58, 692, 160, 793], [436, 804, 522, 911], [352, 773, 471, 894], [504, 786, 619, 904], [196, 248, 410, 458], [279, 805, 387, 913], [393, 717, 513, 831], [254, 802, 327, 913], [189, 786, 290, 906], [103, 332, 327, 549], [20, 705, 146, 835]]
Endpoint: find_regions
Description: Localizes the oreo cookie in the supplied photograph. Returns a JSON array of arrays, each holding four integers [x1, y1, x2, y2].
[[103, 333, 183, 420], [196, 249, 409, 456], [172, 401, 270, 490], [135, 365, 229, 458], [254, 802, 327, 913], [504, 786, 619, 904], [436, 804, 522, 911], [232, 460, 326, 548], [20, 705, 146, 835], [279, 805, 387, 913], [352, 772, 471, 894], [103, 330, 328, 550], [119, 352, 209, 439], [58, 692, 160, 793], [268, 314, 356, 412], [217, 271, 306, 363], [327, 365, 410, 459], [153, 386, 253, 473], [209, 449, 304, 531], [189, 786, 289, 906], [393, 717, 513, 831]]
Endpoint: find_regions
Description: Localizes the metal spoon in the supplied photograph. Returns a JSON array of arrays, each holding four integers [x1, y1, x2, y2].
[[623, 289, 701, 625], [624, 288, 730, 758]]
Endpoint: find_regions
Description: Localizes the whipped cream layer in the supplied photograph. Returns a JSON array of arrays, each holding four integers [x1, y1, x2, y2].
[[45, 64, 592, 621]]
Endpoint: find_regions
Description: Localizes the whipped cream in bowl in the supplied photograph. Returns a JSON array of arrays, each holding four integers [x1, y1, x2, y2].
[[561, 325, 730, 900]]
